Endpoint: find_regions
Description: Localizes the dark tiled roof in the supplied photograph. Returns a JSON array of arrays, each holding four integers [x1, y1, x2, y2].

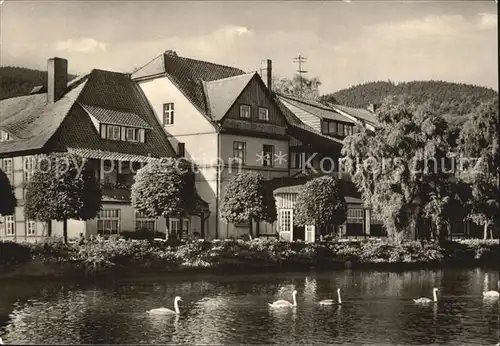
[[0, 69, 176, 159], [80, 103, 152, 129], [132, 52, 246, 119], [0, 81, 87, 155], [67, 148, 157, 162], [49, 69, 176, 159]]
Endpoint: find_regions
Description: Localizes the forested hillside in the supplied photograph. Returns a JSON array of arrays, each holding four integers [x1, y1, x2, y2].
[[1, 66, 497, 117], [320, 80, 498, 116], [0, 66, 76, 100]]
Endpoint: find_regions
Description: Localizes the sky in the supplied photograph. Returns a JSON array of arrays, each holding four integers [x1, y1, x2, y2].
[[0, 0, 497, 94]]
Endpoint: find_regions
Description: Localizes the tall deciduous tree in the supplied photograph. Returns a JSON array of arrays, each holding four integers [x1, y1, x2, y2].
[[458, 98, 499, 239], [342, 96, 462, 243], [25, 153, 102, 243], [220, 172, 277, 237], [131, 158, 196, 239], [272, 75, 322, 100], [294, 176, 347, 239], [0, 168, 16, 216]]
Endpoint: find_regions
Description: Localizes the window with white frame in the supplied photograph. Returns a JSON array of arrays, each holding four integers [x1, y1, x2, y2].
[[163, 103, 174, 125], [97, 209, 120, 235], [278, 209, 293, 242], [135, 211, 156, 232], [262, 144, 274, 167], [233, 141, 246, 165], [279, 210, 292, 233], [106, 125, 121, 140], [2, 158, 13, 183], [5, 215, 15, 236], [258, 107, 269, 121], [239, 104, 251, 119], [23, 156, 36, 184], [169, 218, 190, 238], [26, 220, 36, 236], [126, 127, 140, 142]]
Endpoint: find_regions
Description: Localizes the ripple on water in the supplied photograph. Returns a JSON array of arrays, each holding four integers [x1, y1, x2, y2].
[[0, 269, 498, 344]]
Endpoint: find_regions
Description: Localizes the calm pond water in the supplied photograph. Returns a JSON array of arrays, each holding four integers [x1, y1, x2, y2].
[[0, 268, 499, 345]]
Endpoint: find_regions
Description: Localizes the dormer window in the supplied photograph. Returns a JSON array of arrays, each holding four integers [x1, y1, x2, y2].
[[0, 130, 12, 142], [321, 120, 354, 138], [100, 124, 145, 143], [80, 103, 152, 144], [107, 125, 121, 141], [126, 128, 140, 142], [240, 104, 251, 119]]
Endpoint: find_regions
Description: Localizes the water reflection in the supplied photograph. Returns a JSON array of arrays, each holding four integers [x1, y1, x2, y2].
[[144, 313, 179, 344], [0, 269, 498, 344], [303, 277, 317, 304]]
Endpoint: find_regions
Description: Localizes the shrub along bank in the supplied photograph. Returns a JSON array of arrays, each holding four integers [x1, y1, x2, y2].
[[0, 238, 498, 277]]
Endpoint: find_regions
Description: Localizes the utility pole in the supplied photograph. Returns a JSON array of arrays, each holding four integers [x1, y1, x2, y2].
[[293, 54, 307, 98]]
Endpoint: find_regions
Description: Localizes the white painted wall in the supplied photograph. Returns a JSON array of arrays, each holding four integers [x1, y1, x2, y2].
[[137, 76, 220, 238]]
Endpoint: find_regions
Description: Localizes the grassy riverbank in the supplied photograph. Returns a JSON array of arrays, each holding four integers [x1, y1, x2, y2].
[[0, 238, 498, 279]]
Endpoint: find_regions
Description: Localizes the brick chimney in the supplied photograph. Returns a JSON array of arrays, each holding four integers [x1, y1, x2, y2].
[[47, 57, 68, 104], [165, 50, 178, 56], [266, 59, 272, 91]]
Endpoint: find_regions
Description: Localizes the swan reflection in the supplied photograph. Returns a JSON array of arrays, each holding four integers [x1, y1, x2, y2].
[[432, 303, 438, 323]]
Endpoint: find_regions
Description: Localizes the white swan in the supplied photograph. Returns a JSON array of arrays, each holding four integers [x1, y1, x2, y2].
[[269, 290, 297, 308], [413, 288, 439, 304], [0, 336, 3, 345], [147, 296, 182, 315], [319, 288, 342, 305], [483, 280, 500, 298]]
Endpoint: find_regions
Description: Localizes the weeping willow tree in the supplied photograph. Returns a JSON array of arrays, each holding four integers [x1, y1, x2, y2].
[[341, 96, 467, 243], [458, 98, 499, 239]]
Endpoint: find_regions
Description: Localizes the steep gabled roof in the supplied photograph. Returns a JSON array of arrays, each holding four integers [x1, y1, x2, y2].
[[52, 69, 176, 159], [131, 51, 246, 119], [0, 69, 176, 158], [203, 73, 256, 121], [0, 81, 87, 155]]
